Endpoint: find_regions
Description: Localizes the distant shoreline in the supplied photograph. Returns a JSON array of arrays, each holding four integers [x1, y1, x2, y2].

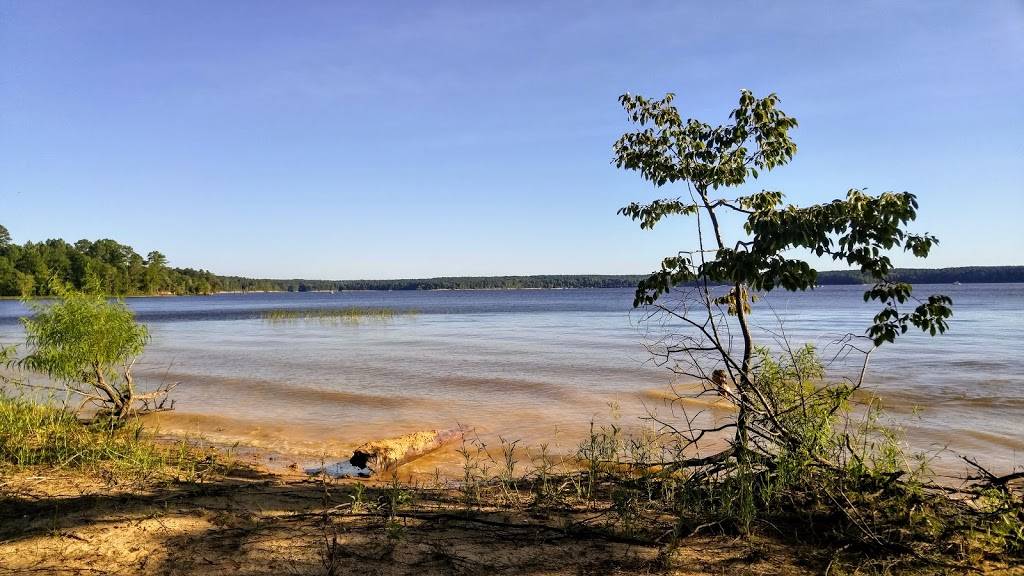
[[4, 230, 1021, 298], [2, 271, 1024, 301], [208, 279, 1016, 295], [208, 266, 1024, 293]]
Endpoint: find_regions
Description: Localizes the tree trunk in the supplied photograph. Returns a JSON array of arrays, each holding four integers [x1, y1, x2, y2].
[[698, 189, 755, 454], [92, 364, 126, 418]]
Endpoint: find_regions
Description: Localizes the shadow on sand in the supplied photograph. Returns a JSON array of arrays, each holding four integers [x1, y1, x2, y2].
[[0, 468, 819, 576]]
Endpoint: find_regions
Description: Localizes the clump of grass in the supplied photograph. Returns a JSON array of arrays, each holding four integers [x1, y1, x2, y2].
[[0, 392, 215, 484], [530, 442, 555, 504], [456, 432, 491, 508], [261, 307, 417, 324]]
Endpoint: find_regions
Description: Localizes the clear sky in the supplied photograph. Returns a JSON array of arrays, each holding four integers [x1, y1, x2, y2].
[[1, 1, 1022, 279]]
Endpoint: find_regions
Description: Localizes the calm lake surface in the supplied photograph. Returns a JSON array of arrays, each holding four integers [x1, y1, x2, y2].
[[1, 284, 1021, 476]]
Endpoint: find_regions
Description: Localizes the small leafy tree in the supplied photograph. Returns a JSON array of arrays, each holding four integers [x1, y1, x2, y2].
[[17, 283, 168, 421], [613, 90, 953, 515]]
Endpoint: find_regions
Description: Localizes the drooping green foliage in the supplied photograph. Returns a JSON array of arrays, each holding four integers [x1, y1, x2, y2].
[[21, 286, 147, 381], [18, 283, 150, 420], [614, 90, 952, 346]]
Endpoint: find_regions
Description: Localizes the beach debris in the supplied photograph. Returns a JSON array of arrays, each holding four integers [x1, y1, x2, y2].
[[310, 460, 374, 478], [305, 428, 463, 479], [711, 369, 734, 398]]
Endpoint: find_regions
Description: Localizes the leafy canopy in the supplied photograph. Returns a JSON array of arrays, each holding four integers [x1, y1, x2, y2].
[[614, 90, 952, 346], [20, 283, 149, 385]]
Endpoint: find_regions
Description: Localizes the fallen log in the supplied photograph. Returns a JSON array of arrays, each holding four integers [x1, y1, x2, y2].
[[305, 428, 463, 478]]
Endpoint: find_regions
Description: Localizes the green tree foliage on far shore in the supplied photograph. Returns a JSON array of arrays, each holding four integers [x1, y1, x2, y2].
[[249, 266, 1024, 292], [0, 225, 280, 297], [1, 224, 1021, 297]]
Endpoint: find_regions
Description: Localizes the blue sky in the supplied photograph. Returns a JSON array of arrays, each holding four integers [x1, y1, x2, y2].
[[2, 1, 1022, 279]]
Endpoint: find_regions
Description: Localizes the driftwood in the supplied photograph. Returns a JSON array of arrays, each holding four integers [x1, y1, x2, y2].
[[306, 428, 463, 478]]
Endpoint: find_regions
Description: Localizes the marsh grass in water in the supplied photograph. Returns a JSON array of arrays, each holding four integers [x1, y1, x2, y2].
[[261, 307, 417, 324]]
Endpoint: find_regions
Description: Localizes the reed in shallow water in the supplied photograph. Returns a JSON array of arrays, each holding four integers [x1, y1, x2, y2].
[[260, 307, 417, 324]]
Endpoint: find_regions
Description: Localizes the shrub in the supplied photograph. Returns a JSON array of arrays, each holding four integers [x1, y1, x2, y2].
[[16, 283, 170, 421]]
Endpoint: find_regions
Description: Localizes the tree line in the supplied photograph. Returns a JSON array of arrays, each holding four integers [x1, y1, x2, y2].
[[815, 266, 1024, 285], [0, 225, 279, 297], [1, 225, 1021, 297], [266, 266, 1024, 292]]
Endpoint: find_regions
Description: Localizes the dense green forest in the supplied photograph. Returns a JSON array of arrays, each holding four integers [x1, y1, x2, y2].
[[0, 226, 280, 296], [1, 226, 1021, 297]]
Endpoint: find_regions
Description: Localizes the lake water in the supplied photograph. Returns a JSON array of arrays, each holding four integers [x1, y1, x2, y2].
[[1, 284, 1021, 478]]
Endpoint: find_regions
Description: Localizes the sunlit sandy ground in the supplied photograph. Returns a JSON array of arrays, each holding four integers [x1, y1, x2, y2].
[[0, 467, 833, 576]]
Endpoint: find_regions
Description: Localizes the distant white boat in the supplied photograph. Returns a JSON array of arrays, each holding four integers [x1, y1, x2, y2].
[[953, 281, 962, 286]]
